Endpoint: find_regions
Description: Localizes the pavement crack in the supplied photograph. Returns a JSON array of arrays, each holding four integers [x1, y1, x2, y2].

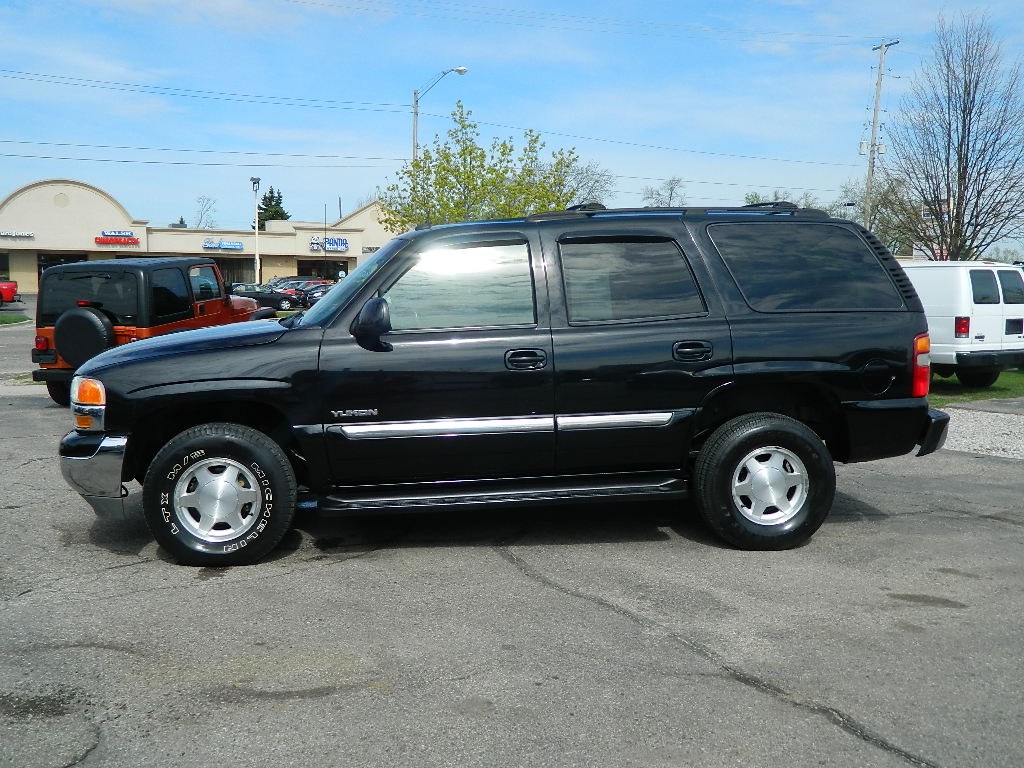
[[494, 545, 940, 768]]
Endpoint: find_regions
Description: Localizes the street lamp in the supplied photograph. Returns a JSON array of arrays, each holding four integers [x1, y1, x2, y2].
[[250, 177, 261, 284], [412, 66, 467, 162]]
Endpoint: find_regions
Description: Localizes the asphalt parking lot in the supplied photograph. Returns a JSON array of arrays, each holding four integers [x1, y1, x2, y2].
[[1, 301, 1022, 768]]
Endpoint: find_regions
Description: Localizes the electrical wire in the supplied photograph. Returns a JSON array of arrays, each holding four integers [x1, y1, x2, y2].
[[283, 0, 894, 44]]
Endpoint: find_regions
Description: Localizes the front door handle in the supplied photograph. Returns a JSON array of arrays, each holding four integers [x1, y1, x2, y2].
[[505, 348, 548, 370], [673, 341, 713, 362]]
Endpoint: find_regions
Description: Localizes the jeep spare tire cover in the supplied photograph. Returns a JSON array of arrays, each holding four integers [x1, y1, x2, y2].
[[53, 307, 116, 367]]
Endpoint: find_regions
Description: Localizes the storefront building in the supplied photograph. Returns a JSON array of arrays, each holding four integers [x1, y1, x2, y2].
[[0, 179, 397, 292]]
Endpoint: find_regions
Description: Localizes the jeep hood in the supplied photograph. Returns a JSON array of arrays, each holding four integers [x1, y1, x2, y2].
[[78, 319, 288, 375]]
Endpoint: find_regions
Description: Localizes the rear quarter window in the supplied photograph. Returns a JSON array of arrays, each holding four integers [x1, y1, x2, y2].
[[708, 222, 904, 311], [996, 270, 1024, 304], [38, 271, 140, 325]]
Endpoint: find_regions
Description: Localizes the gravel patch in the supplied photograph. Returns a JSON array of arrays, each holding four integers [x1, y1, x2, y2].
[[943, 406, 1024, 460]]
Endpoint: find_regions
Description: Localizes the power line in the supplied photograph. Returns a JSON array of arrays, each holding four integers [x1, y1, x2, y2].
[[0, 69, 863, 170], [0, 139, 405, 162], [0, 69, 411, 113], [0, 153, 386, 168], [283, 0, 892, 44]]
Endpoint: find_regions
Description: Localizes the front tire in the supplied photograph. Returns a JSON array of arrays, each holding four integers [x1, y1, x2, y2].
[[142, 423, 297, 566], [694, 413, 835, 550]]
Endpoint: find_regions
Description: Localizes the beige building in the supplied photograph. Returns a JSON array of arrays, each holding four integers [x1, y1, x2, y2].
[[0, 179, 397, 292]]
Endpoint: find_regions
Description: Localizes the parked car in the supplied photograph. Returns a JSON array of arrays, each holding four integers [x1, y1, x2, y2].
[[32, 257, 265, 405], [230, 283, 301, 311], [58, 202, 947, 565], [0, 279, 20, 307], [901, 261, 1024, 387], [304, 283, 337, 305]]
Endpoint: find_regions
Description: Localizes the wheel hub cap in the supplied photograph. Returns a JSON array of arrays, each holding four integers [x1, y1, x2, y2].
[[731, 446, 809, 526], [172, 457, 262, 542]]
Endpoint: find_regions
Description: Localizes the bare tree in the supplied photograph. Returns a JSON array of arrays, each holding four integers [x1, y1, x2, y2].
[[564, 160, 615, 206], [884, 15, 1024, 260], [642, 176, 686, 207], [834, 178, 917, 256], [192, 195, 217, 229]]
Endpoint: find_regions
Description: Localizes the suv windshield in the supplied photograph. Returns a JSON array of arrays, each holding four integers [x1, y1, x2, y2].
[[39, 271, 140, 325]]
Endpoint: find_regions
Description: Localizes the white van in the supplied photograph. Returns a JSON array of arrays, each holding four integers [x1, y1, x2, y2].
[[902, 261, 1024, 387]]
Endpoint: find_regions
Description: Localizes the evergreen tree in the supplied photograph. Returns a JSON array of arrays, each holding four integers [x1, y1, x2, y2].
[[256, 186, 291, 230]]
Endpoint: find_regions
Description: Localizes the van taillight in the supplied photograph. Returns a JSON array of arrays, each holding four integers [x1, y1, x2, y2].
[[954, 316, 970, 338], [34, 336, 49, 351], [913, 333, 931, 398]]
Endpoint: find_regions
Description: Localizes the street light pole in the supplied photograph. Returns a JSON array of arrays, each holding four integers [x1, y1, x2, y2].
[[412, 66, 467, 162], [250, 177, 261, 284]]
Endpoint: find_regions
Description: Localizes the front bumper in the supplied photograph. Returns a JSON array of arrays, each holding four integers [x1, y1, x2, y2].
[[59, 431, 128, 515]]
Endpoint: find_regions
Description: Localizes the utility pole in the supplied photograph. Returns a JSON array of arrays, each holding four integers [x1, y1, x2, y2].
[[863, 39, 899, 229]]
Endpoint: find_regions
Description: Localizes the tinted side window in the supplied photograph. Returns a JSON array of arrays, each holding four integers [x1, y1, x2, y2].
[[189, 266, 222, 300], [151, 268, 192, 321], [559, 238, 706, 323], [970, 270, 1000, 304], [996, 270, 1024, 304], [708, 223, 903, 311], [384, 241, 535, 330]]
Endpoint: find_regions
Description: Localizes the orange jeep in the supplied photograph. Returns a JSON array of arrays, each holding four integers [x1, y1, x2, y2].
[[32, 257, 268, 405]]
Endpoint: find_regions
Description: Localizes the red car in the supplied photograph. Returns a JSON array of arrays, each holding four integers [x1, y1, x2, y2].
[[0, 279, 20, 306]]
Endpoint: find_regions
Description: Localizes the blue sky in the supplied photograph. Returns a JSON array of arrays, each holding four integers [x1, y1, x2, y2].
[[2, 0, 1022, 234]]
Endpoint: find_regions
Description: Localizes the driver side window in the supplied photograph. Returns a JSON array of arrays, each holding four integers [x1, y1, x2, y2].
[[384, 241, 535, 331]]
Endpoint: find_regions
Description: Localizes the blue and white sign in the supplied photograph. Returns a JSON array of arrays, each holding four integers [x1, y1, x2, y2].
[[102, 230, 135, 237], [202, 238, 245, 250], [310, 236, 349, 253]]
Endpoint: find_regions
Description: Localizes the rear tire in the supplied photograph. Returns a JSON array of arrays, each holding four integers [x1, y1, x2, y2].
[[955, 368, 999, 388], [142, 423, 297, 566], [277, 298, 293, 311], [46, 380, 71, 407], [694, 413, 835, 550]]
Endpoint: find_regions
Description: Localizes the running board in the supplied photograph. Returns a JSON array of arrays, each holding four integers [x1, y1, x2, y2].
[[317, 473, 688, 514]]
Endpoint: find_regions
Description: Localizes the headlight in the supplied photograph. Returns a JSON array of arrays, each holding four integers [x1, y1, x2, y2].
[[70, 376, 106, 431]]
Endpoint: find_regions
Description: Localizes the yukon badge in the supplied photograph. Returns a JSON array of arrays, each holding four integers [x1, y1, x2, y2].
[[331, 409, 379, 419]]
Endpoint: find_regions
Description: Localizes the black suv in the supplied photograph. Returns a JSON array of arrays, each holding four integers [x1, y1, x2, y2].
[[58, 204, 948, 565]]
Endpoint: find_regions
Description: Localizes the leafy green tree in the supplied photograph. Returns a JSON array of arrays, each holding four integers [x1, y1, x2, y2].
[[378, 102, 606, 230], [256, 186, 290, 230]]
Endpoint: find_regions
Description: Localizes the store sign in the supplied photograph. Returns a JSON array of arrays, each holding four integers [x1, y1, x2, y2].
[[102, 230, 135, 237], [95, 231, 140, 245], [310, 236, 349, 253], [0, 230, 34, 238], [202, 238, 245, 250]]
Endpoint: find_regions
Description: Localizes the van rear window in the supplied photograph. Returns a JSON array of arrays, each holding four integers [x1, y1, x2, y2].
[[997, 270, 1024, 304], [970, 270, 1000, 304], [38, 271, 139, 325]]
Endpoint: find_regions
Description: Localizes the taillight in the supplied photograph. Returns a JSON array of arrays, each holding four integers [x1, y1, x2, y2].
[[34, 336, 49, 351], [954, 316, 970, 338], [913, 333, 931, 397]]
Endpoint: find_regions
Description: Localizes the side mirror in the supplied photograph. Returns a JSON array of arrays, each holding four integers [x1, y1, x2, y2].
[[351, 296, 393, 351]]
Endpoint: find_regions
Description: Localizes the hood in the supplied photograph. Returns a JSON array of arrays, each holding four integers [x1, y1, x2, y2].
[[79, 319, 288, 375]]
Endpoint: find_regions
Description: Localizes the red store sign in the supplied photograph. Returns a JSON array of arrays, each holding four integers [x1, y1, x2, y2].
[[95, 236, 140, 245]]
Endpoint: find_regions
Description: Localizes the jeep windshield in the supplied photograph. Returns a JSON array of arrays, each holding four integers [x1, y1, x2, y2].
[[293, 238, 405, 327], [38, 271, 139, 326]]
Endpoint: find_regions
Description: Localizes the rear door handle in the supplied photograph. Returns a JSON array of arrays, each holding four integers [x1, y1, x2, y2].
[[505, 348, 548, 370], [673, 341, 713, 362]]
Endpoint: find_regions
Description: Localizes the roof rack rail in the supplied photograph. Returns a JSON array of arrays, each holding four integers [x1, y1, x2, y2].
[[742, 200, 798, 209]]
